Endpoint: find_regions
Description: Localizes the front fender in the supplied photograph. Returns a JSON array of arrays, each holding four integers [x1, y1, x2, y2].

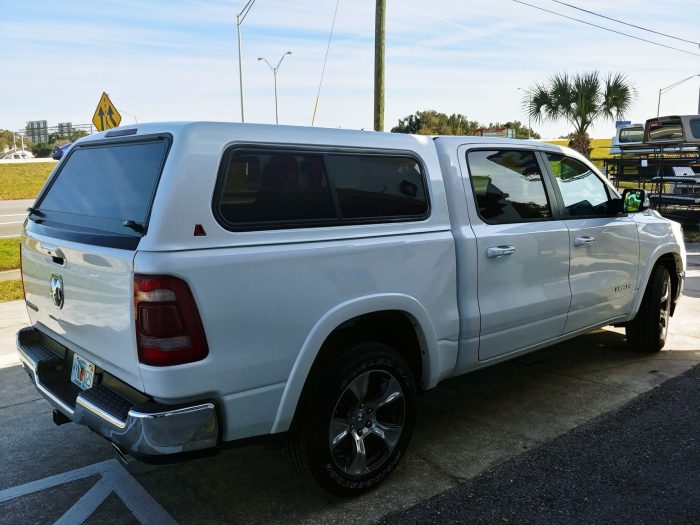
[[270, 294, 441, 434], [628, 245, 684, 321]]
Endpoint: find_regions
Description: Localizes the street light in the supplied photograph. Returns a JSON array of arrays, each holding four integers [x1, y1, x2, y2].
[[236, 0, 258, 123], [656, 74, 700, 117], [258, 52, 292, 125], [517, 87, 532, 140]]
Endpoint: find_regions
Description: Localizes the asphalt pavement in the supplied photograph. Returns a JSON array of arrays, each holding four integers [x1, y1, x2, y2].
[[383, 363, 700, 525], [0, 199, 32, 239]]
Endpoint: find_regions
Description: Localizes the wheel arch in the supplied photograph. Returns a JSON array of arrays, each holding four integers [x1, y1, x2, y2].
[[271, 294, 440, 434], [629, 247, 683, 320]]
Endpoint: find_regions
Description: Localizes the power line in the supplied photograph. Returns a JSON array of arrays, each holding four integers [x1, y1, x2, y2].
[[311, 0, 341, 126], [550, 0, 699, 47], [512, 0, 700, 57]]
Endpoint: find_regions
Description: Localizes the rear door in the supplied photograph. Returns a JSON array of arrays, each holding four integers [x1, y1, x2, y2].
[[21, 134, 171, 388], [542, 152, 639, 333], [462, 146, 571, 361]]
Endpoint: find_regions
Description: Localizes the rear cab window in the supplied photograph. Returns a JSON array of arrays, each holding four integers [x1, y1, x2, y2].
[[33, 135, 171, 245], [213, 148, 430, 230]]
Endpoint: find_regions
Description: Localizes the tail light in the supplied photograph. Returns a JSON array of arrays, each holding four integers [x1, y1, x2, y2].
[[134, 274, 208, 366]]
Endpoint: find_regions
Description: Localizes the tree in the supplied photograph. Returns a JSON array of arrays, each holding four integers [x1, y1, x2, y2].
[[486, 121, 540, 140], [391, 110, 480, 135], [525, 72, 635, 157], [391, 111, 540, 138]]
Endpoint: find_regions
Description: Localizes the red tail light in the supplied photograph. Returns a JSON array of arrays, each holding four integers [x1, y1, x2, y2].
[[134, 274, 208, 366]]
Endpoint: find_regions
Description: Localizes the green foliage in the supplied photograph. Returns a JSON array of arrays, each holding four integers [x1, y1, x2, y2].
[[0, 238, 21, 271], [525, 71, 635, 157], [392, 110, 481, 135], [486, 120, 541, 140], [30, 142, 54, 158], [48, 129, 89, 144], [0, 129, 17, 152], [391, 111, 539, 139]]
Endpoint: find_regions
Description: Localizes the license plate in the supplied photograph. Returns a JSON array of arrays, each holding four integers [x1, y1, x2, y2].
[[70, 354, 95, 390]]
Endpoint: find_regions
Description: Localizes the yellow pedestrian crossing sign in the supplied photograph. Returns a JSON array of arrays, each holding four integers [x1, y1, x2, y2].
[[92, 92, 122, 132]]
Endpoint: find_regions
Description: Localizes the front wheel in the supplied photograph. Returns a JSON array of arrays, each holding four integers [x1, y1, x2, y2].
[[626, 265, 672, 353], [285, 342, 416, 496]]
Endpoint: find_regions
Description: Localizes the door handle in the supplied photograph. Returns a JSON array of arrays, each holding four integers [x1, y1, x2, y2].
[[38, 243, 66, 264], [574, 236, 596, 247], [487, 245, 516, 258]]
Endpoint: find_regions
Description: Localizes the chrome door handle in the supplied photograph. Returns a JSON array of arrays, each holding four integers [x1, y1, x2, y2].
[[574, 236, 596, 247], [487, 245, 516, 258], [39, 243, 65, 259]]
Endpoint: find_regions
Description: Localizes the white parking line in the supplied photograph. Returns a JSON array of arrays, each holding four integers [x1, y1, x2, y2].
[[0, 220, 24, 225], [0, 214, 27, 218], [0, 235, 20, 239], [0, 459, 178, 525]]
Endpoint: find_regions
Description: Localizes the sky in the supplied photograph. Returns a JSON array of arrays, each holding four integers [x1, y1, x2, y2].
[[1, 0, 699, 139]]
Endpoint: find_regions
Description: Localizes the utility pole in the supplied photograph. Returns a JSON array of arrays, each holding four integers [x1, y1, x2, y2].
[[374, 0, 385, 132]]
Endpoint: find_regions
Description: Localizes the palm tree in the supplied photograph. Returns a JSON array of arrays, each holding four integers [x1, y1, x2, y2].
[[525, 72, 635, 157]]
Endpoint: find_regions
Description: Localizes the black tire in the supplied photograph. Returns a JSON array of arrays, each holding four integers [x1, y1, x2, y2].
[[626, 265, 672, 353], [285, 342, 416, 497]]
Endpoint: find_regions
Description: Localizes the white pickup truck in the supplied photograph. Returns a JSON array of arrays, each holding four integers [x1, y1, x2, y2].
[[17, 123, 685, 495]]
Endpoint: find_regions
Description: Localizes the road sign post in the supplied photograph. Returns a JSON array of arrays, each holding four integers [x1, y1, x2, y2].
[[92, 92, 122, 132]]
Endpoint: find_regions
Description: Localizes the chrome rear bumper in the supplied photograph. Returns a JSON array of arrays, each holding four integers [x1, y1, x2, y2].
[[17, 326, 218, 456]]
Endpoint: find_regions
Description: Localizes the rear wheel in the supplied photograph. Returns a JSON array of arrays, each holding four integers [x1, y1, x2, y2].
[[285, 342, 416, 496], [626, 265, 672, 353]]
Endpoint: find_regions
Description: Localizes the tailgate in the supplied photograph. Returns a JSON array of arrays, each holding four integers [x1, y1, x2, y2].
[[22, 232, 140, 388]]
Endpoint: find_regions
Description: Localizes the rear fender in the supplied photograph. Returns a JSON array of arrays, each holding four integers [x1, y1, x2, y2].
[[270, 294, 440, 434]]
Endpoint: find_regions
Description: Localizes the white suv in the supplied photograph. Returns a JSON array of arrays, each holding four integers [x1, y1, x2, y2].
[[17, 123, 685, 495]]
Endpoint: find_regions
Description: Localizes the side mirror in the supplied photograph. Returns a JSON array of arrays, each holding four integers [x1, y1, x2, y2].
[[621, 188, 650, 213]]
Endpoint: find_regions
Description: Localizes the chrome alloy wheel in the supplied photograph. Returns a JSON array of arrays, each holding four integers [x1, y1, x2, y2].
[[328, 370, 405, 476]]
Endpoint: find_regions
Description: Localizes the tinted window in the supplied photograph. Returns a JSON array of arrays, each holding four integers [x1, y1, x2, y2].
[[467, 150, 552, 223], [215, 150, 428, 229], [647, 117, 684, 142], [691, 119, 700, 139], [218, 152, 335, 225], [547, 154, 611, 216], [324, 154, 427, 219], [39, 140, 167, 224], [619, 127, 643, 143]]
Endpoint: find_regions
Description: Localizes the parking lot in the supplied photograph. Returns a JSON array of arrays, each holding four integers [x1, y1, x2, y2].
[[1, 248, 699, 524]]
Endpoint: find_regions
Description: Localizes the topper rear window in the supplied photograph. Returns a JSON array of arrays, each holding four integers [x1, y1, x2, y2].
[[35, 137, 170, 236]]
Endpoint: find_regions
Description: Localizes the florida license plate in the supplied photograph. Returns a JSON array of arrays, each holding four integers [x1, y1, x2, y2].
[[70, 354, 95, 390]]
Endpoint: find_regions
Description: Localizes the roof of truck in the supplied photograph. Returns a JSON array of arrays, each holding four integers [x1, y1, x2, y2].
[[80, 121, 568, 153]]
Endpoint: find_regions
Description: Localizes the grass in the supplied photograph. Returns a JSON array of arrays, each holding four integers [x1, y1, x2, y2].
[[0, 238, 21, 271], [0, 162, 54, 200], [0, 279, 23, 302]]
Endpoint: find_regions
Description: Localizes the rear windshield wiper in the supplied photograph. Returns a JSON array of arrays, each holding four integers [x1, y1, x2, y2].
[[26, 206, 44, 217], [122, 220, 145, 234]]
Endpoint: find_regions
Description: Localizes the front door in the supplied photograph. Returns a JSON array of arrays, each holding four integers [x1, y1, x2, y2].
[[463, 147, 572, 361], [543, 152, 639, 333]]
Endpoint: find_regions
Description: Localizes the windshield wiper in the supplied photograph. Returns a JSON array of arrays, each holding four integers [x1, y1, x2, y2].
[[26, 207, 44, 217], [122, 220, 145, 234]]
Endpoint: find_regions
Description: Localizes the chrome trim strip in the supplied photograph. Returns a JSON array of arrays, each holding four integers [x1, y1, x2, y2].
[[128, 403, 215, 420], [76, 395, 127, 429]]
